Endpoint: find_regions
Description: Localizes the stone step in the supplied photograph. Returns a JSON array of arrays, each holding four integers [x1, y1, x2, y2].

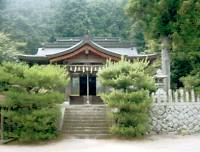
[[62, 105, 111, 139], [65, 109, 109, 114], [64, 117, 111, 121], [64, 114, 109, 117], [63, 122, 111, 127], [64, 126, 109, 130], [64, 119, 111, 123], [63, 122, 111, 128], [66, 107, 108, 110], [65, 112, 109, 115], [63, 129, 109, 134], [65, 108, 108, 111], [66, 105, 107, 108], [65, 109, 109, 112], [64, 112, 110, 116], [66, 134, 111, 139], [66, 106, 109, 110]]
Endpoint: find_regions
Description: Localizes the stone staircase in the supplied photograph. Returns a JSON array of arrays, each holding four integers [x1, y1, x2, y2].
[[62, 105, 112, 139]]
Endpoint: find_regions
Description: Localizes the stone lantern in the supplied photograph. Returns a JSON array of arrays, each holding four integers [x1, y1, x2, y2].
[[154, 69, 167, 102], [154, 69, 167, 88]]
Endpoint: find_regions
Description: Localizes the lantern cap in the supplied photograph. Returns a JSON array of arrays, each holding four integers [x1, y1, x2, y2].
[[154, 69, 167, 79]]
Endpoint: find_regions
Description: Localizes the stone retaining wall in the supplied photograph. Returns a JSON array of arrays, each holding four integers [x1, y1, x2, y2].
[[150, 102, 200, 135]]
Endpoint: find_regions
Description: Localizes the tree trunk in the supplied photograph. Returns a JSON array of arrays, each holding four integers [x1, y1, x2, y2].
[[161, 37, 171, 91]]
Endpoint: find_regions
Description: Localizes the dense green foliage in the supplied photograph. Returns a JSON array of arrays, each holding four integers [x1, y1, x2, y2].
[[2, 107, 61, 141], [0, 0, 56, 54], [55, 0, 131, 38], [126, 0, 200, 89], [181, 73, 200, 94], [0, 62, 68, 141], [0, 33, 19, 63], [0, 0, 138, 54], [98, 60, 156, 137]]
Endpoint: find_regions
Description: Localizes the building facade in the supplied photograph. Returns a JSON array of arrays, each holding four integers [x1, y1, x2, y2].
[[18, 35, 156, 105]]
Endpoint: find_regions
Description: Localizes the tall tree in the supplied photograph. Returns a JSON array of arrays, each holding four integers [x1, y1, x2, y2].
[[0, 0, 57, 54], [0, 0, 132, 54], [54, 0, 131, 39], [0, 0, 7, 28], [54, 0, 90, 37], [0, 33, 18, 63], [126, 0, 200, 89]]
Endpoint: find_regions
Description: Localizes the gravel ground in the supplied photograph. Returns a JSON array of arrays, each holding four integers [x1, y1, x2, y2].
[[1, 134, 200, 152]]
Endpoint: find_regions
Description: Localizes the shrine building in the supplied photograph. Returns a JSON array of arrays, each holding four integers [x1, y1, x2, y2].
[[18, 35, 156, 104]]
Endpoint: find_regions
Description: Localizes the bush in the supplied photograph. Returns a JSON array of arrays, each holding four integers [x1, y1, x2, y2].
[[180, 72, 200, 95], [2, 107, 61, 141], [98, 59, 155, 137], [0, 62, 69, 142]]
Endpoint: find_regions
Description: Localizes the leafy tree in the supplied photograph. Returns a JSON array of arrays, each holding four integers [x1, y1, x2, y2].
[[0, 62, 69, 141], [129, 23, 146, 53], [181, 73, 200, 95], [171, 0, 200, 89], [54, 0, 131, 39], [0, 0, 57, 54], [0, 0, 133, 54], [126, 0, 200, 88], [0, 33, 18, 63], [98, 60, 156, 137]]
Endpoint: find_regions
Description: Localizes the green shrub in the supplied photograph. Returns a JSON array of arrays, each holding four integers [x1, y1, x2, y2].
[[98, 59, 155, 137], [2, 107, 61, 141], [1, 91, 65, 107], [181, 72, 200, 95], [0, 62, 69, 142]]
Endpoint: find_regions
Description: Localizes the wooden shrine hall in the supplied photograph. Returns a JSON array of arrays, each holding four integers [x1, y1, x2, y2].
[[18, 35, 157, 104]]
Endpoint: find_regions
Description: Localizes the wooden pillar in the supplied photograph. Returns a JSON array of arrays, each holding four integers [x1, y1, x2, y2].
[[66, 66, 71, 104], [86, 72, 90, 104], [65, 78, 71, 103]]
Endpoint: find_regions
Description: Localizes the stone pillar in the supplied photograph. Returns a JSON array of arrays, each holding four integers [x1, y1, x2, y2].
[[161, 37, 171, 92]]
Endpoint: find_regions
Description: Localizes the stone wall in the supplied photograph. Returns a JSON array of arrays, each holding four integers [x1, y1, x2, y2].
[[150, 102, 200, 135]]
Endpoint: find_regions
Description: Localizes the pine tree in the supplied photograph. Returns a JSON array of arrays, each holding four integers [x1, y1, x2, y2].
[[98, 60, 156, 137], [0, 62, 69, 141]]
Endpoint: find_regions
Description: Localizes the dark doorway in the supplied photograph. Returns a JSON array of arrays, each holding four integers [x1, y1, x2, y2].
[[79, 74, 96, 96], [89, 76, 96, 95], [70, 74, 102, 104], [80, 75, 87, 96]]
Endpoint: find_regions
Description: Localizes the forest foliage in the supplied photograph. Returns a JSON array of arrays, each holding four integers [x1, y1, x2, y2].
[[0, 0, 136, 54], [126, 0, 200, 90]]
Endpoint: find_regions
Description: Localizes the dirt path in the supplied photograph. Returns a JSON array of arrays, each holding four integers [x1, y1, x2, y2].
[[1, 134, 200, 152]]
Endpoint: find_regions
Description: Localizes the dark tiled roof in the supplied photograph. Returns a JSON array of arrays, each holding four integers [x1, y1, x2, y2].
[[43, 36, 133, 48], [17, 35, 157, 63]]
